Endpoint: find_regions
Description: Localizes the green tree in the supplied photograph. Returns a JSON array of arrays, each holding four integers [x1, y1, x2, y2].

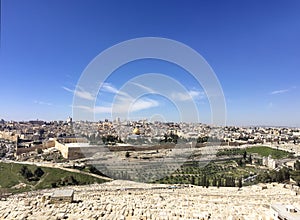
[[243, 151, 247, 160], [20, 165, 33, 179], [257, 171, 271, 183], [225, 177, 235, 187], [249, 154, 252, 164], [232, 177, 236, 187], [212, 177, 217, 186], [294, 160, 300, 171], [206, 179, 209, 188], [191, 176, 195, 185], [102, 136, 107, 144], [291, 170, 300, 186], [276, 167, 290, 183], [37, 148, 43, 154], [197, 177, 201, 186], [217, 178, 221, 188], [225, 177, 229, 187], [61, 175, 78, 185], [197, 136, 209, 143], [237, 159, 243, 166], [202, 175, 207, 187], [34, 167, 44, 178], [238, 178, 242, 188]]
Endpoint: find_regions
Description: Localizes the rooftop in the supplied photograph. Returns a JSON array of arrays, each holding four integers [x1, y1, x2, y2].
[[51, 189, 74, 198], [271, 204, 300, 220]]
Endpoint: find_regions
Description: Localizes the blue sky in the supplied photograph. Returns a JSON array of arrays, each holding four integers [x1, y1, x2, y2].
[[0, 0, 300, 126]]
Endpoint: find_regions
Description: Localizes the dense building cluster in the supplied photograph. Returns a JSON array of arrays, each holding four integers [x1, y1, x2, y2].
[[0, 118, 299, 160]]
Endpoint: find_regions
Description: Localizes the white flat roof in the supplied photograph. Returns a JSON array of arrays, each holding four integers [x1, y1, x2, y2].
[[52, 189, 74, 198], [271, 204, 300, 220]]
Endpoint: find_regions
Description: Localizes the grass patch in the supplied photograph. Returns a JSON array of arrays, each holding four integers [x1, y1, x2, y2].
[[217, 146, 293, 159], [246, 146, 292, 159], [0, 162, 108, 193], [0, 163, 25, 188]]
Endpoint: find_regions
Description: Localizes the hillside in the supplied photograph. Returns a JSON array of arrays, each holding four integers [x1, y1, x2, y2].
[[0, 162, 108, 193]]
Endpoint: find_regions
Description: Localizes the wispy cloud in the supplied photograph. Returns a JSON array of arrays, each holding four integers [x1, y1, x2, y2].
[[34, 100, 52, 106], [62, 86, 94, 100], [270, 89, 289, 95], [71, 82, 206, 115], [62, 86, 73, 93], [100, 83, 130, 97], [129, 82, 156, 93], [171, 90, 205, 101], [99, 82, 159, 112], [73, 105, 112, 114], [100, 83, 119, 94], [130, 98, 159, 112], [73, 97, 159, 114], [71, 82, 160, 114], [189, 90, 205, 99]]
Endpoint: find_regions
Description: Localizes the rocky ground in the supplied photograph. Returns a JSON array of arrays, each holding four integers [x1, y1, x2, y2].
[[0, 180, 299, 220]]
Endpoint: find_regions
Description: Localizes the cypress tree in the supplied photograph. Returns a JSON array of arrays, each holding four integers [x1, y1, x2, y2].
[[238, 178, 242, 188]]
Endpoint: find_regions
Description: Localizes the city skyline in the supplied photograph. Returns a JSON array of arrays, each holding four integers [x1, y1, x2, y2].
[[1, 0, 300, 127]]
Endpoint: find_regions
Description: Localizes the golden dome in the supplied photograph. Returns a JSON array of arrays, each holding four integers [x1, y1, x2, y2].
[[133, 127, 140, 135]]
